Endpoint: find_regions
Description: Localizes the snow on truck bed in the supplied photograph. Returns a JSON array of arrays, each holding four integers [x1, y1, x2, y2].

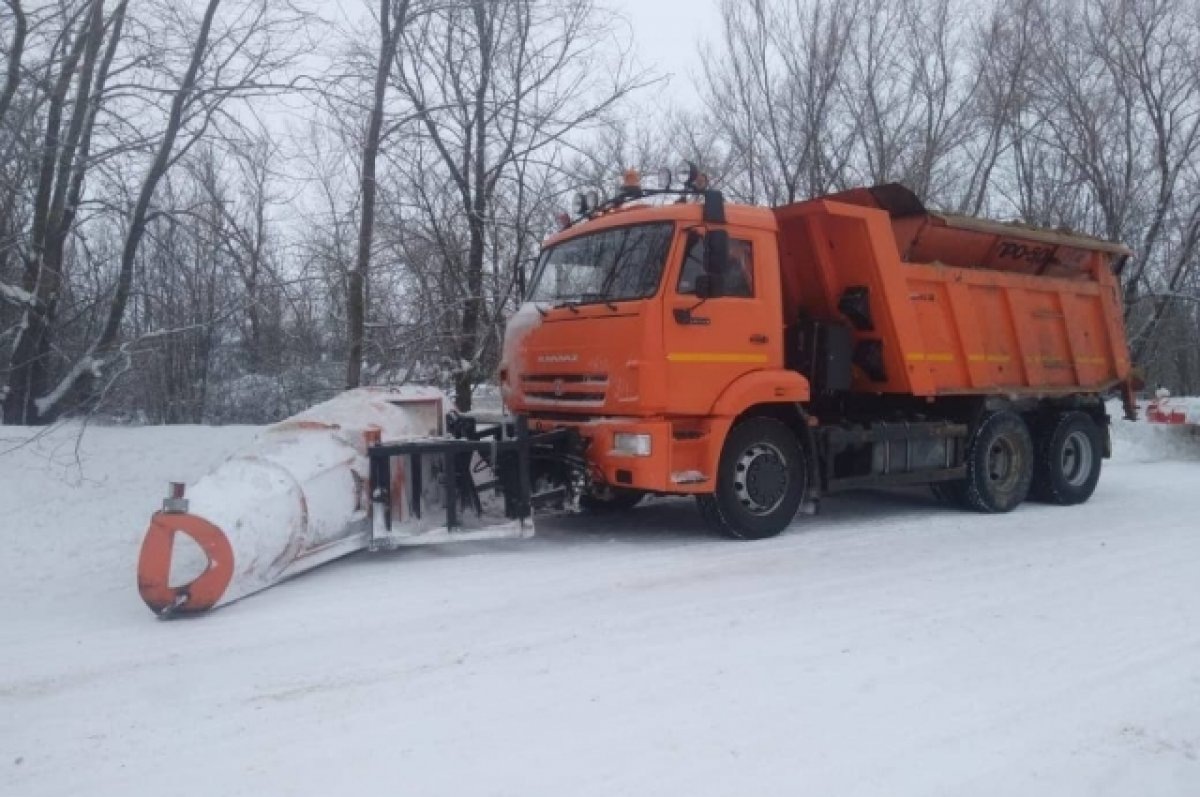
[[2, 415, 1199, 796]]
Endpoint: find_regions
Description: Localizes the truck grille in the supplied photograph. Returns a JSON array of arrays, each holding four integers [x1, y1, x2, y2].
[[522, 373, 608, 404]]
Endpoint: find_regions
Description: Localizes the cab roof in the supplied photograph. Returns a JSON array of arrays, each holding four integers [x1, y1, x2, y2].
[[543, 200, 778, 249]]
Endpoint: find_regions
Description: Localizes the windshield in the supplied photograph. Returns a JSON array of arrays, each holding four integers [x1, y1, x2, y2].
[[528, 223, 673, 306]]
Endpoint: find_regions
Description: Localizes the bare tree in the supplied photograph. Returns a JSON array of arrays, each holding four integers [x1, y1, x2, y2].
[[388, 0, 646, 409], [5, 0, 304, 423], [195, 133, 285, 373], [4, 0, 119, 423], [346, 0, 411, 388], [840, 0, 971, 199], [0, 0, 27, 126], [699, 0, 858, 205], [954, 0, 1040, 215], [1012, 0, 1200, 364], [1, 0, 1195, 426]]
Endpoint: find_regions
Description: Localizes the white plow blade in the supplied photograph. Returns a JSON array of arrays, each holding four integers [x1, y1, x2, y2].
[[137, 387, 446, 616]]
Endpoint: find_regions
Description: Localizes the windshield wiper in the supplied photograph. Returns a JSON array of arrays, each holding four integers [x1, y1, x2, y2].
[[567, 293, 619, 311], [581, 294, 619, 311]]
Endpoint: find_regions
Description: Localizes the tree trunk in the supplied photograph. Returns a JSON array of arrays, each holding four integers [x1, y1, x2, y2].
[[0, 0, 27, 127], [35, 0, 222, 421], [3, 4, 96, 424], [347, 0, 403, 389]]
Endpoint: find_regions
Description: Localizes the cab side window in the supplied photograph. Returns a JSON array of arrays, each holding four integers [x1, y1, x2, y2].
[[677, 235, 754, 298]]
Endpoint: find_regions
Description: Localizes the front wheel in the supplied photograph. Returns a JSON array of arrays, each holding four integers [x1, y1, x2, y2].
[[698, 417, 808, 540]]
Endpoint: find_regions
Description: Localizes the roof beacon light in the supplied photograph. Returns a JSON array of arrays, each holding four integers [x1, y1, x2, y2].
[[620, 168, 642, 195], [573, 192, 590, 216], [555, 211, 572, 230]]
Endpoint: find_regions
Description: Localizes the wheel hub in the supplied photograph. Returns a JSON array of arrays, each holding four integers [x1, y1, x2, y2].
[[987, 438, 1017, 486], [733, 443, 789, 515], [1060, 430, 1094, 487]]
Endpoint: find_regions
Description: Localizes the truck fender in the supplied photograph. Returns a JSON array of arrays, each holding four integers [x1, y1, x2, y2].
[[710, 369, 811, 418], [698, 372, 813, 494]]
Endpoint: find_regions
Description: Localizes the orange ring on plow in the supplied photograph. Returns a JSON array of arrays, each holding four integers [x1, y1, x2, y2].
[[137, 512, 235, 615]]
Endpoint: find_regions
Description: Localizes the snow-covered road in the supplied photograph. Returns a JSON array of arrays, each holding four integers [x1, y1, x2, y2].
[[2, 423, 1199, 796]]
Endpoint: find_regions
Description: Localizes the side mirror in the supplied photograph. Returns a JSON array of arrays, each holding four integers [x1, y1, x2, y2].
[[705, 229, 730, 279]]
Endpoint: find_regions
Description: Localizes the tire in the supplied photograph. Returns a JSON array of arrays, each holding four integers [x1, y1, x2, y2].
[[959, 410, 1034, 513], [697, 417, 808, 540], [1030, 411, 1103, 505], [579, 486, 644, 513]]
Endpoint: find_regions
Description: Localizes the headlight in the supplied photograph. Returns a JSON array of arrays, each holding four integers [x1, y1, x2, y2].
[[612, 432, 652, 457]]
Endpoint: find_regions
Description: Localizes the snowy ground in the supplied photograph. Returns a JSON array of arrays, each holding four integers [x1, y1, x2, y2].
[[2, 416, 1199, 796]]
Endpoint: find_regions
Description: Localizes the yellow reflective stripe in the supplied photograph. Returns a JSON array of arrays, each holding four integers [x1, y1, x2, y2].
[[666, 352, 769, 364], [906, 352, 955, 363], [967, 353, 1012, 363], [1022, 355, 1104, 367]]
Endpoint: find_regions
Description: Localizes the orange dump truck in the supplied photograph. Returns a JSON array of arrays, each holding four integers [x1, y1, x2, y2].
[[482, 174, 1136, 539]]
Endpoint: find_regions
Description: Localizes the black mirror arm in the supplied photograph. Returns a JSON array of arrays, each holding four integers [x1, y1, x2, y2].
[[672, 298, 711, 326]]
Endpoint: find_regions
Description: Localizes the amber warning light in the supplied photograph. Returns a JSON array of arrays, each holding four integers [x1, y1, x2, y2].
[[621, 168, 641, 193]]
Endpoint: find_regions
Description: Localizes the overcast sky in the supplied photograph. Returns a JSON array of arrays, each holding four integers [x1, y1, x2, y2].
[[607, 0, 723, 107], [320, 0, 723, 107]]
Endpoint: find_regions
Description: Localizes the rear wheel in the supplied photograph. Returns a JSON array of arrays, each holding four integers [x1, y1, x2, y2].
[[958, 410, 1034, 513], [1030, 411, 1103, 505], [698, 417, 808, 540]]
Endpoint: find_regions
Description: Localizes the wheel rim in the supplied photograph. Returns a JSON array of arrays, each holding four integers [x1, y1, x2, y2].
[[987, 437, 1018, 488], [1060, 430, 1094, 488], [733, 442, 789, 515]]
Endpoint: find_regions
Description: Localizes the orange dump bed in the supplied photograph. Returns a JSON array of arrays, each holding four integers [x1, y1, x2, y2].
[[774, 185, 1133, 398]]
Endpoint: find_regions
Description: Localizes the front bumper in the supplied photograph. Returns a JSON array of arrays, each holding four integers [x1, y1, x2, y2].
[[528, 415, 729, 494]]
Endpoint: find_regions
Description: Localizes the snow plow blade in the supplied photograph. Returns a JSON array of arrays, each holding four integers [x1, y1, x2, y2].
[[1143, 396, 1200, 454], [136, 388, 563, 618]]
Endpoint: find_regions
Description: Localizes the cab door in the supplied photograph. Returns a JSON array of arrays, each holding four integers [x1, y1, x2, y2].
[[662, 226, 782, 415]]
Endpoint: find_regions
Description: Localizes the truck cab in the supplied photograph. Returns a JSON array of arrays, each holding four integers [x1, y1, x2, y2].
[[499, 192, 807, 508]]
